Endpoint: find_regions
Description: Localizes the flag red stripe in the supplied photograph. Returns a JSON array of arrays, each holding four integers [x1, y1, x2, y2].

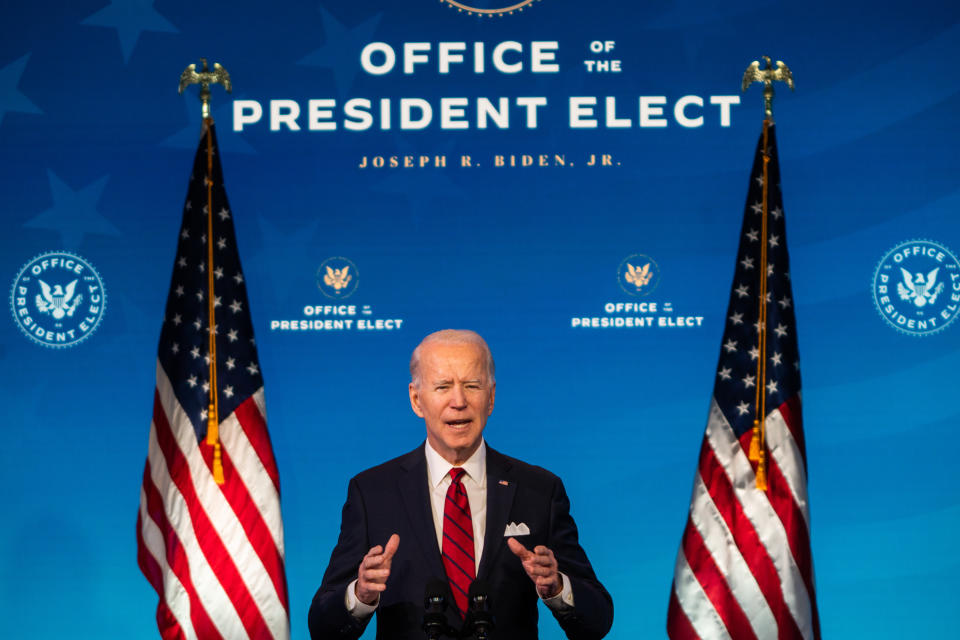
[[233, 398, 281, 493], [152, 392, 272, 640], [761, 432, 820, 640], [155, 600, 188, 640], [681, 516, 758, 640], [199, 423, 289, 609], [667, 584, 706, 640], [701, 436, 805, 640], [140, 456, 222, 640], [136, 509, 166, 595]]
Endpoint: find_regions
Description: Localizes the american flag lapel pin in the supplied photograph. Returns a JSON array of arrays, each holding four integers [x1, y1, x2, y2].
[[499, 480, 509, 486]]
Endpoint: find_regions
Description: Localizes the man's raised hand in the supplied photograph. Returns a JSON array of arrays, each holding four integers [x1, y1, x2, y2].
[[355, 534, 400, 605], [507, 537, 561, 599]]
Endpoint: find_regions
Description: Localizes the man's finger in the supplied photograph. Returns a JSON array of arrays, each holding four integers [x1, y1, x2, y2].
[[507, 537, 532, 559], [382, 533, 400, 561]]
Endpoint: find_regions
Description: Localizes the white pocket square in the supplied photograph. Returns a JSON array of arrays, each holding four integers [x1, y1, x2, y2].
[[503, 522, 530, 536]]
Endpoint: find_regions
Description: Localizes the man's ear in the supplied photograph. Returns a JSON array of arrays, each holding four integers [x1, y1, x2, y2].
[[409, 383, 425, 418], [487, 383, 496, 415]]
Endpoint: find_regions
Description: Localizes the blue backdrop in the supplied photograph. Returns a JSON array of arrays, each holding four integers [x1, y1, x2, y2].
[[1, 0, 959, 637]]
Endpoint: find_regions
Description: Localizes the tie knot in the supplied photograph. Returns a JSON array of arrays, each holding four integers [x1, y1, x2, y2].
[[449, 467, 466, 484]]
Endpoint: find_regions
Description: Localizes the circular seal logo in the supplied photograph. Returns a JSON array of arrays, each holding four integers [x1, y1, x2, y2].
[[10, 251, 107, 348], [872, 239, 960, 336], [317, 256, 359, 299], [618, 253, 661, 297], [440, 0, 542, 16]]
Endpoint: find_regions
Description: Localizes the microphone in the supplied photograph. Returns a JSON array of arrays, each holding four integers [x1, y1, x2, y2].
[[423, 579, 451, 640], [463, 578, 495, 640]]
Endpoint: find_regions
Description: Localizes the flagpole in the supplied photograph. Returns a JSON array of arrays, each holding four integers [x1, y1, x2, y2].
[[742, 56, 794, 490], [179, 59, 233, 484]]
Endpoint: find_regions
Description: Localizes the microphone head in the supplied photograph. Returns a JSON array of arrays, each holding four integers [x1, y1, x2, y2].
[[468, 578, 490, 601], [424, 578, 448, 610]]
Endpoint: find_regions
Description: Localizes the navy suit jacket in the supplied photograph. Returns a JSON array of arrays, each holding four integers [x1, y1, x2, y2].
[[308, 444, 613, 640]]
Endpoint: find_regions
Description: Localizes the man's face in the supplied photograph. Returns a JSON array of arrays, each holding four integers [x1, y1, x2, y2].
[[409, 341, 495, 465]]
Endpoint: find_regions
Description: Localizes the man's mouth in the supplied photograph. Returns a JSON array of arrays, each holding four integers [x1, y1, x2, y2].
[[446, 419, 472, 429]]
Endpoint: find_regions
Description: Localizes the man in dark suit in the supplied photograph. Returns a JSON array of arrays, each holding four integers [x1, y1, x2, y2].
[[308, 330, 613, 639]]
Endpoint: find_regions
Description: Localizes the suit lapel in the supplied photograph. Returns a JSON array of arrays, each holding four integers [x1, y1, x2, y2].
[[398, 446, 446, 581], [478, 447, 517, 580]]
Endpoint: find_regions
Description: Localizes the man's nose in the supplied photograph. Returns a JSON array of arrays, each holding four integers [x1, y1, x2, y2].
[[449, 385, 467, 408]]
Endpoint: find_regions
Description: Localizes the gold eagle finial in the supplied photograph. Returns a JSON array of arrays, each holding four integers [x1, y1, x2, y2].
[[742, 56, 794, 120], [178, 58, 232, 119]]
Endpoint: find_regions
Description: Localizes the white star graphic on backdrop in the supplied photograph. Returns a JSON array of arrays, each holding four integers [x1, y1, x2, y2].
[[190, 346, 200, 359], [199, 408, 208, 421], [203, 354, 211, 365], [774, 323, 788, 338], [735, 284, 749, 298], [736, 401, 750, 416], [767, 380, 779, 395], [171, 343, 179, 354], [771, 207, 782, 220], [227, 329, 238, 342], [730, 312, 743, 325], [770, 352, 783, 366], [750, 202, 763, 214], [181, 228, 189, 239], [214, 267, 224, 279], [746, 229, 759, 242], [171, 314, 182, 325], [192, 318, 201, 330], [223, 386, 234, 398], [767, 264, 774, 276], [247, 362, 259, 375], [201, 381, 210, 393], [0, 54, 42, 126], [218, 207, 230, 220], [225, 357, 236, 370], [768, 234, 780, 248], [175, 284, 184, 296], [755, 175, 764, 187], [23, 171, 120, 248], [724, 339, 738, 353], [298, 7, 383, 98], [177, 257, 187, 268], [230, 300, 242, 313], [779, 296, 792, 309], [749, 346, 760, 361], [213, 296, 222, 308], [742, 374, 756, 389], [233, 273, 244, 284], [81, 0, 179, 63], [217, 237, 226, 249], [741, 256, 754, 270], [195, 290, 203, 302], [187, 375, 197, 388], [718, 367, 732, 381]]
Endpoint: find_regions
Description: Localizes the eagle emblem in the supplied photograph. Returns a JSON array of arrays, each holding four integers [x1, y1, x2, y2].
[[35, 279, 83, 320], [624, 262, 653, 291], [897, 267, 943, 308], [323, 266, 352, 291]]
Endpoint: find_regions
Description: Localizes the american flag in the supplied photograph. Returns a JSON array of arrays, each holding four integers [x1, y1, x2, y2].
[[137, 122, 290, 640], [667, 125, 821, 640]]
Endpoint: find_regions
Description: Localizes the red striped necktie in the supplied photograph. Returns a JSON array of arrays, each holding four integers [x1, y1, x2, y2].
[[442, 467, 475, 617]]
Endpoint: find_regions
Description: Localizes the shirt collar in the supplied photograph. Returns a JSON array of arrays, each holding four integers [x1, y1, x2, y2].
[[425, 438, 486, 489]]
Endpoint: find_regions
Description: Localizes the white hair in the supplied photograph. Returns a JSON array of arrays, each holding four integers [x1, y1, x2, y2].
[[409, 329, 495, 388]]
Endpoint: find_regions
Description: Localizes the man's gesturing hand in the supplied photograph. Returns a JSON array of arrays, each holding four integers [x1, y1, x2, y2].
[[355, 534, 400, 605], [507, 537, 561, 599]]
